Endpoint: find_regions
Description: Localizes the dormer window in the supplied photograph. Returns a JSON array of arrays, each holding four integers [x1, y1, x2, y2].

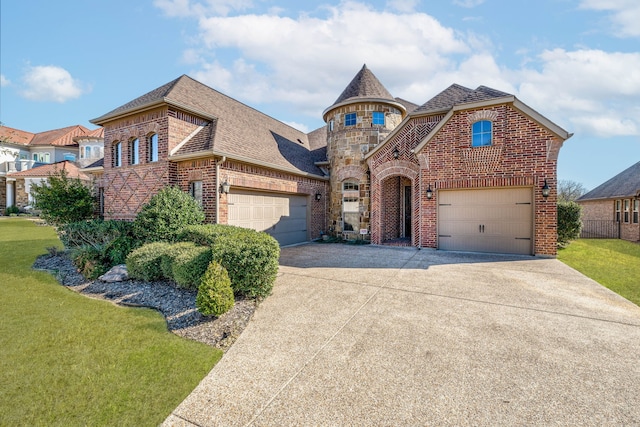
[[372, 112, 384, 126], [472, 120, 492, 147], [345, 113, 357, 127]]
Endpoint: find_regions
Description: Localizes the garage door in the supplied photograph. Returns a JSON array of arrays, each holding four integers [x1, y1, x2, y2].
[[438, 187, 533, 255], [228, 190, 308, 246]]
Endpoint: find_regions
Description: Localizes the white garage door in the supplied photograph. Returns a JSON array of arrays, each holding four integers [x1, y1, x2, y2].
[[438, 187, 533, 255], [228, 190, 308, 246]]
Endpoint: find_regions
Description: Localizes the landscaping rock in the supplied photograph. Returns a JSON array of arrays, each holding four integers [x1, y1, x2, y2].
[[98, 264, 129, 282]]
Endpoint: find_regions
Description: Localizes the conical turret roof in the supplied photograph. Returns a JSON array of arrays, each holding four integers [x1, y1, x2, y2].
[[331, 64, 395, 106]]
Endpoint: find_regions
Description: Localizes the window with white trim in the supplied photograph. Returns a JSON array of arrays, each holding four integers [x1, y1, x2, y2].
[[113, 141, 122, 167], [633, 199, 639, 224], [624, 199, 630, 223], [189, 181, 203, 205], [148, 133, 158, 162], [130, 138, 139, 165], [472, 120, 492, 147], [342, 181, 359, 232], [615, 200, 621, 222]]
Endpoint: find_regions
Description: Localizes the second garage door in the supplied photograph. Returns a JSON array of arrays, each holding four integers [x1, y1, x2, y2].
[[438, 187, 533, 255], [228, 190, 308, 246]]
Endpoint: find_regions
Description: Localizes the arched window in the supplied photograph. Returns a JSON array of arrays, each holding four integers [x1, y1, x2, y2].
[[84, 146, 91, 158], [342, 181, 360, 232], [130, 138, 139, 165], [472, 120, 492, 147], [148, 133, 158, 162], [113, 141, 122, 167]]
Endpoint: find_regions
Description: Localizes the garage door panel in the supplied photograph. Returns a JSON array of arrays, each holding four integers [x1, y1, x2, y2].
[[228, 191, 308, 246], [438, 188, 533, 255]]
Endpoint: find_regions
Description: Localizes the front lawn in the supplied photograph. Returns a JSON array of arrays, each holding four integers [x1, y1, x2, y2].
[[0, 218, 221, 426], [558, 238, 640, 306]]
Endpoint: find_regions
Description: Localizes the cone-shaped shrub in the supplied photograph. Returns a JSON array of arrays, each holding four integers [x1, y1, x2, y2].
[[196, 261, 234, 316]]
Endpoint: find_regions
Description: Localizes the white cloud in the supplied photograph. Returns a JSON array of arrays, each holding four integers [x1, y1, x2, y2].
[[386, 0, 419, 13], [580, 0, 640, 37], [20, 65, 88, 103], [515, 49, 640, 136], [0, 74, 9, 86]]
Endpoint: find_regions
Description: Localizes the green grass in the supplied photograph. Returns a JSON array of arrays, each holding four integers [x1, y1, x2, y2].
[[558, 238, 640, 306], [0, 218, 222, 426]]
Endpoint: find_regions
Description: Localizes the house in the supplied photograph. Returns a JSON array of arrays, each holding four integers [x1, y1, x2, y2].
[[577, 161, 640, 241], [6, 161, 91, 209], [91, 65, 571, 255], [1, 124, 102, 211]]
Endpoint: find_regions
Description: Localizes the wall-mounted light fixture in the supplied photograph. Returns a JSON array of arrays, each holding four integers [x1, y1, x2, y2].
[[315, 192, 322, 201], [426, 184, 434, 200], [541, 180, 550, 198], [393, 147, 400, 159], [220, 180, 230, 195]]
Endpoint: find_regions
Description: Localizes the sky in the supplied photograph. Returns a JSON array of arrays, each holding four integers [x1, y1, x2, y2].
[[1, 0, 639, 191]]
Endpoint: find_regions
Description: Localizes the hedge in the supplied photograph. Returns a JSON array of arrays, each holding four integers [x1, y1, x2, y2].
[[172, 246, 213, 290], [126, 242, 174, 281]]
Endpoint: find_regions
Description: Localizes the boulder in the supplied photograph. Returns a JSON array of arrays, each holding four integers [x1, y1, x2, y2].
[[98, 264, 129, 282]]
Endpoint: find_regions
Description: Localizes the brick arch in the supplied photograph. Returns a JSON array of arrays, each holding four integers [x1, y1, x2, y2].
[[466, 110, 498, 124], [335, 164, 368, 182], [144, 122, 160, 135], [371, 160, 419, 182]]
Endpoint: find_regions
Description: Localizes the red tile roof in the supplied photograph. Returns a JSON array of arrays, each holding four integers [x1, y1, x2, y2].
[[7, 160, 90, 180], [0, 126, 35, 146]]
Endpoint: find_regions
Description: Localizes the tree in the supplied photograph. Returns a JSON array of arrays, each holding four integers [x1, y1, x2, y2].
[[133, 186, 205, 243], [30, 169, 95, 226], [558, 179, 587, 203]]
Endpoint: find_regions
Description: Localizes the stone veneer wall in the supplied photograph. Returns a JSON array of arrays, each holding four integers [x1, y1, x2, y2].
[[325, 102, 403, 235]]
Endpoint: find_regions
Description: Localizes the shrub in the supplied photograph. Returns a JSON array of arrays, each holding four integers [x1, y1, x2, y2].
[[29, 169, 95, 226], [196, 261, 234, 316], [159, 242, 199, 279], [60, 219, 137, 266], [133, 186, 205, 243], [126, 242, 173, 281], [211, 228, 280, 298], [177, 224, 244, 246], [5, 205, 20, 216], [558, 201, 582, 247], [172, 246, 213, 289], [71, 245, 108, 279]]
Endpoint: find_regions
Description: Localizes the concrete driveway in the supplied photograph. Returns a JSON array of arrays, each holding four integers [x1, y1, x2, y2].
[[164, 244, 640, 426]]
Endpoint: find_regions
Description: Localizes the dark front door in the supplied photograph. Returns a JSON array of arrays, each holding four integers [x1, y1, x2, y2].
[[404, 186, 412, 238]]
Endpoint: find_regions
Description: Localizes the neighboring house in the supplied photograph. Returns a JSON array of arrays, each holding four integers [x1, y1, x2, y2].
[[91, 65, 571, 255], [577, 161, 640, 242], [1, 124, 100, 211], [75, 128, 105, 168], [6, 161, 91, 209]]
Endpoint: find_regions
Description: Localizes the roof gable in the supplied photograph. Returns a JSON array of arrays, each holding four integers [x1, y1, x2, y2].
[[578, 161, 640, 201], [0, 126, 35, 146], [30, 125, 89, 147]]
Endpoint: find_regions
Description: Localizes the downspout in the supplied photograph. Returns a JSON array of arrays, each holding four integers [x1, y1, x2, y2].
[[215, 156, 226, 224]]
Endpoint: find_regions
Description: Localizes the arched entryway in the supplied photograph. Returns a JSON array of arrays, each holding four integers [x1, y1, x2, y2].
[[379, 175, 414, 246]]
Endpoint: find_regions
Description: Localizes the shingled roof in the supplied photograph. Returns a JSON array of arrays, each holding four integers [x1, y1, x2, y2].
[[8, 160, 90, 180], [330, 64, 395, 107], [578, 161, 640, 201], [92, 75, 326, 177], [414, 84, 512, 114]]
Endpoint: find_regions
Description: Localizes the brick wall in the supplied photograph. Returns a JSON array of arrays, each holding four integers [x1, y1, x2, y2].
[[580, 199, 640, 241], [175, 158, 328, 239], [368, 104, 562, 256]]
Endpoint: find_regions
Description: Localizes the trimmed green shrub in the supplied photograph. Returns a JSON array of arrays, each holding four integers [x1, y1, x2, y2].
[[172, 246, 213, 289], [133, 186, 205, 243], [4, 205, 20, 216], [196, 261, 234, 316], [71, 245, 108, 279], [126, 242, 173, 281], [177, 224, 244, 246], [211, 228, 280, 298], [558, 201, 582, 247], [159, 242, 199, 279]]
